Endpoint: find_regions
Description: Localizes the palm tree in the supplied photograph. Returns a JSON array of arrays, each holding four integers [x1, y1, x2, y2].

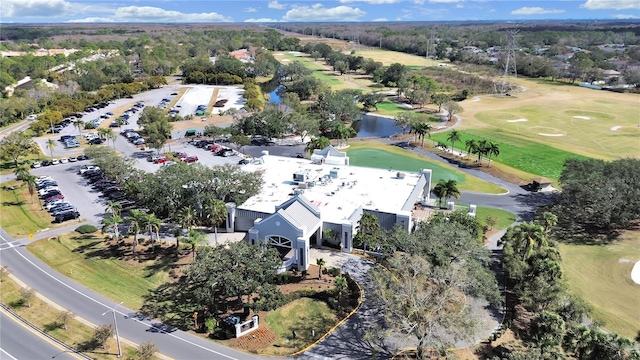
[[106, 129, 117, 149], [127, 209, 146, 256], [485, 141, 500, 167], [46, 139, 56, 157], [203, 198, 227, 245], [14, 165, 30, 181], [183, 229, 207, 260], [144, 213, 162, 252], [177, 206, 198, 231], [541, 211, 558, 234], [73, 119, 84, 137], [97, 127, 110, 140], [23, 174, 37, 204], [305, 136, 330, 154], [476, 139, 488, 163], [105, 200, 122, 217], [335, 275, 347, 301], [465, 139, 477, 158], [442, 179, 461, 204], [431, 182, 446, 208], [102, 214, 123, 244], [411, 122, 432, 147], [505, 222, 548, 261], [316, 258, 326, 279], [446, 129, 461, 154]]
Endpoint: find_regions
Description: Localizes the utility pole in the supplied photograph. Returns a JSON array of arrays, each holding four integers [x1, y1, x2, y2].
[[502, 30, 519, 93], [102, 302, 124, 358]]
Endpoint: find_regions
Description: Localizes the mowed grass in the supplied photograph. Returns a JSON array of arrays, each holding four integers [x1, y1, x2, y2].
[[347, 49, 443, 67], [430, 130, 590, 181], [454, 205, 517, 230], [261, 298, 336, 356], [346, 142, 506, 194], [0, 180, 58, 237], [27, 234, 169, 310], [458, 77, 640, 161], [375, 100, 410, 116], [558, 232, 640, 338]]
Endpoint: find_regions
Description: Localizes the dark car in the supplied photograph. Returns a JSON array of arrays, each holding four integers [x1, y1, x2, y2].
[[183, 156, 198, 163], [238, 159, 249, 165], [77, 155, 88, 161], [40, 190, 61, 199], [89, 138, 106, 145], [41, 160, 52, 166], [53, 210, 80, 223], [60, 135, 75, 142]]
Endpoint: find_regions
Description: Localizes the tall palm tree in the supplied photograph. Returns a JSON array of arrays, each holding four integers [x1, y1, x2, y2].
[[102, 214, 123, 244], [46, 139, 56, 157], [442, 179, 461, 205], [97, 127, 110, 140], [316, 258, 326, 279], [465, 139, 477, 158], [541, 211, 558, 234], [73, 119, 84, 137], [485, 141, 500, 167], [203, 198, 227, 245], [411, 122, 432, 147], [127, 209, 147, 256], [23, 174, 37, 204], [476, 139, 488, 163], [431, 182, 446, 207], [144, 213, 162, 252], [183, 229, 207, 260], [446, 129, 461, 154], [177, 206, 198, 231], [106, 129, 117, 149], [335, 275, 347, 301], [305, 136, 330, 154], [14, 165, 30, 181], [507, 222, 548, 261], [105, 200, 122, 217]]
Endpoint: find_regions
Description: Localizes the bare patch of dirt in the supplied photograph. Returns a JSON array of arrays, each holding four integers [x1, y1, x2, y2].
[[226, 327, 277, 352]]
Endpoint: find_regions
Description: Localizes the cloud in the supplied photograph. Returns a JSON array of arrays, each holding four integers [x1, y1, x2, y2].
[[111, 6, 231, 22], [1, 0, 72, 17], [414, 0, 425, 4], [372, 17, 389, 21], [511, 7, 565, 15], [245, 18, 283, 22], [67, 17, 114, 23], [245, 7, 258, 13], [429, 0, 463, 3], [339, 0, 402, 3], [283, 4, 366, 21], [268, 1, 286, 9], [581, 0, 640, 10], [612, 13, 640, 18]]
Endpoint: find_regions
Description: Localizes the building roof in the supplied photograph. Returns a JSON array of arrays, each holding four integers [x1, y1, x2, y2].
[[277, 199, 322, 236], [239, 154, 421, 224]]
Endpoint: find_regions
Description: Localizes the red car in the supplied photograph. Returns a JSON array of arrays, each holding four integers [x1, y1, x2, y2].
[[207, 144, 222, 152], [155, 157, 169, 164], [44, 194, 64, 203], [174, 152, 188, 159], [183, 156, 199, 163]]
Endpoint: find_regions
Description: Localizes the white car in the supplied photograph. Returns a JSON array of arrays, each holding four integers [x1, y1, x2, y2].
[[84, 133, 99, 140], [45, 200, 68, 210], [36, 176, 53, 184], [31, 161, 41, 168], [51, 158, 60, 165], [38, 187, 59, 196], [68, 156, 77, 162], [27, 114, 37, 121], [60, 157, 69, 164], [79, 165, 100, 174]]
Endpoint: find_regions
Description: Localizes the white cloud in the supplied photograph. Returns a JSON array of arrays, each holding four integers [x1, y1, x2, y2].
[[268, 1, 286, 9], [111, 6, 231, 22], [429, 0, 463, 3], [245, 18, 283, 22], [511, 7, 565, 15], [67, 17, 114, 23], [581, 0, 640, 10], [339, 0, 402, 4], [283, 4, 366, 21], [372, 17, 389, 21], [1, 0, 72, 17], [414, 0, 425, 4], [612, 13, 640, 18], [245, 7, 258, 13]]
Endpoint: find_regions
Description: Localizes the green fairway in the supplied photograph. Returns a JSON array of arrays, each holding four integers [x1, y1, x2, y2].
[[346, 142, 506, 194], [430, 130, 591, 180], [558, 232, 640, 338], [454, 205, 517, 230], [280, 53, 341, 85], [27, 233, 169, 310]]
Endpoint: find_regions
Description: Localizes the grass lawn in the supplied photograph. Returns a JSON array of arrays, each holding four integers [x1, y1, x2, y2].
[[558, 231, 640, 339], [261, 298, 337, 356], [27, 233, 169, 310], [454, 205, 517, 231], [430, 130, 591, 181], [375, 100, 407, 116], [346, 142, 506, 194], [0, 180, 58, 237], [347, 49, 442, 67], [0, 274, 144, 359]]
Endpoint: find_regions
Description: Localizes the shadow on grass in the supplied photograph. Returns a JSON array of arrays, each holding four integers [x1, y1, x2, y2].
[[2, 200, 24, 206]]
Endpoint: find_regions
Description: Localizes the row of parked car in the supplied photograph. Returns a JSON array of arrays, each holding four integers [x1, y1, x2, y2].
[[121, 129, 145, 145], [48, 117, 74, 134], [78, 165, 136, 211], [36, 176, 81, 223], [31, 154, 88, 168], [146, 151, 198, 165], [190, 139, 236, 157]]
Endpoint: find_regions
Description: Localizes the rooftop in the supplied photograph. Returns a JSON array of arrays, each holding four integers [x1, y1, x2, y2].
[[239, 154, 423, 224]]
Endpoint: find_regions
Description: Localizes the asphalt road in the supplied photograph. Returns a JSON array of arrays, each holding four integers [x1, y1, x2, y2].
[[0, 229, 269, 360], [0, 309, 82, 360]]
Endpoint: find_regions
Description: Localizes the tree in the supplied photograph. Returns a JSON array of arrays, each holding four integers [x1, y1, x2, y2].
[[431, 182, 446, 207], [106, 128, 117, 149], [136, 341, 157, 360], [23, 174, 37, 204], [370, 253, 479, 358], [177, 206, 198, 231], [290, 114, 319, 142], [411, 122, 432, 147], [529, 311, 566, 350], [203, 198, 227, 245], [441, 179, 461, 204], [359, 93, 385, 112], [229, 135, 250, 154], [57, 310, 73, 331], [443, 101, 462, 122], [102, 214, 123, 244], [0, 131, 39, 168], [73, 118, 84, 136], [182, 229, 207, 260], [500, 222, 548, 261], [305, 136, 330, 154], [540, 211, 558, 234], [330, 123, 356, 147], [144, 213, 161, 252], [105, 200, 122, 217], [334, 275, 348, 301], [127, 209, 147, 256], [92, 324, 114, 349], [316, 258, 326, 279], [354, 212, 381, 251], [431, 93, 450, 112], [465, 139, 478, 158], [46, 138, 56, 157], [14, 165, 30, 181], [446, 129, 461, 154], [394, 112, 415, 134], [482, 141, 499, 167]]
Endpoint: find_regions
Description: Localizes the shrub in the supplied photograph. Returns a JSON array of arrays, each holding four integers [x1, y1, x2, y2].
[[75, 224, 98, 234], [327, 267, 341, 277]]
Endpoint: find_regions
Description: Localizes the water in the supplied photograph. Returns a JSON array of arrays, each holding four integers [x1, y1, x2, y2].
[[353, 114, 403, 138], [267, 86, 282, 104]]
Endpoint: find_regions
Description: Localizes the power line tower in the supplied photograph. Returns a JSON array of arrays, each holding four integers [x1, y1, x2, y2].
[[501, 30, 519, 93], [426, 27, 435, 58]]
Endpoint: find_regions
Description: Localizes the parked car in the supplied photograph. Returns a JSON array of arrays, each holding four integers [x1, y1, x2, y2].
[[41, 160, 52, 166], [68, 156, 78, 162], [77, 155, 88, 161], [183, 156, 199, 163], [132, 138, 145, 145], [79, 165, 100, 175], [60, 157, 69, 164], [40, 190, 61, 199], [31, 161, 42, 168], [173, 152, 188, 159], [89, 138, 105, 145], [154, 157, 169, 164], [53, 210, 80, 223]]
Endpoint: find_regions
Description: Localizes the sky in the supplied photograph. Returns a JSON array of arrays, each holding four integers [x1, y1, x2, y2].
[[1, 0, 639, 24]]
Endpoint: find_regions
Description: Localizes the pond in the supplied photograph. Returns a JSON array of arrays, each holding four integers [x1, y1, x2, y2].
[[267, 86, 282, 104], [353, 114, 403, 138]]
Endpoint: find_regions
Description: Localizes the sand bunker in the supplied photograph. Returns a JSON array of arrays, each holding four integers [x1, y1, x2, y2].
[[281, 59, 290, 62], [274, 53, 284, 56], [538, 133, 565, 137], [507, 119, 528, 123], [611, 126, 622, 131], [632, 261, 640, 285], [573, 116, 591, 120]]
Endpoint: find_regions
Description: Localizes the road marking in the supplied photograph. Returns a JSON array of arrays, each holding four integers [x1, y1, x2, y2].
[[0, 240, 22, 251], [0, 347, 18, 360], [0, 233, 239, 360]]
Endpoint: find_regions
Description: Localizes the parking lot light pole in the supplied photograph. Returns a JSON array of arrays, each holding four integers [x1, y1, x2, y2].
[[102, 301, 123, 358]]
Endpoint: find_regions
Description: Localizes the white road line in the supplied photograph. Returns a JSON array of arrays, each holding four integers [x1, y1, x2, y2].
[[0, 347, 19, 360], [0, 233, 239, 360]]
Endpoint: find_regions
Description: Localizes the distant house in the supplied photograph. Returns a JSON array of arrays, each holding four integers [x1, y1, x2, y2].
[[229, 49, 253, 63]]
